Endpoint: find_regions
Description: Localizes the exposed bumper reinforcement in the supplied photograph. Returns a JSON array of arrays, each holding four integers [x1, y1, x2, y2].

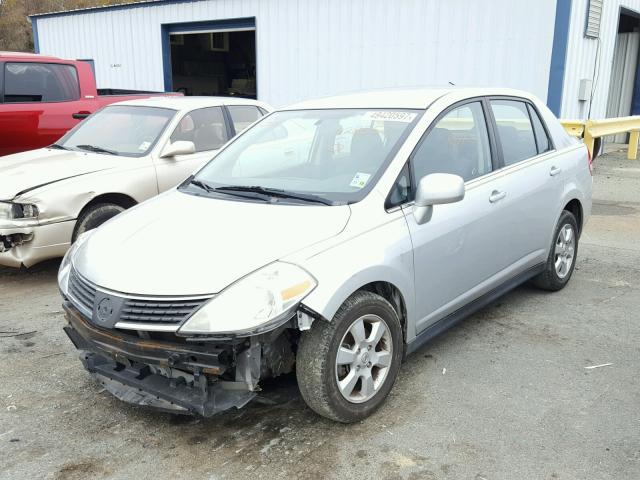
[[80, 352, 255, 416], [63, 302, 256, 416]]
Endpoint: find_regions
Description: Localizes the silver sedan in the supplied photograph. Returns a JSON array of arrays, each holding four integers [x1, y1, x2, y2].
[[58, 88, 592, 422]]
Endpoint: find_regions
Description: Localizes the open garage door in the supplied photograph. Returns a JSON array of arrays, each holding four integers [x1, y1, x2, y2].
[[162, 18, 256, 98]]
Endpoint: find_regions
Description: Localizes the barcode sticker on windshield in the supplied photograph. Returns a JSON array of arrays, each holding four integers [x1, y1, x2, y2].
[[363, 111, 417, 123], [138, 141, 151, 151], [350, 172, 371, 189]]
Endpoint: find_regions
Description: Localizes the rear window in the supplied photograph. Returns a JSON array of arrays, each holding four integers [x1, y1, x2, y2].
[[490, 100, 538, 166], [3, 62, 80, 103], [228, 105, 264, 133]]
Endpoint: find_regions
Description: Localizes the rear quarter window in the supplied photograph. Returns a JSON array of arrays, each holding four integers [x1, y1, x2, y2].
[[3, 62, 80, 103], [527, 104, 552, 153]]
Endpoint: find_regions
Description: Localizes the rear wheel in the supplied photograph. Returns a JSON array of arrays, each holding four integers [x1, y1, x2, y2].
[[532, 210, 579, 291], [296, 291, 403, 423], [72, 203, 125, 242]]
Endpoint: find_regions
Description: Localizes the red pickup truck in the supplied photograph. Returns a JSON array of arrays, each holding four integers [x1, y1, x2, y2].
[[0, 52, 179, 156]]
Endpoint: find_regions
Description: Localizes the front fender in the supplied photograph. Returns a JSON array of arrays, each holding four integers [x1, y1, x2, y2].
[[298, 212, 417, 341]]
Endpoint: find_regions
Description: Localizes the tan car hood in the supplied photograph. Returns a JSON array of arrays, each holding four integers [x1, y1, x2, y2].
[[0, 148, 120, 200], [74, 189, 351, 296]]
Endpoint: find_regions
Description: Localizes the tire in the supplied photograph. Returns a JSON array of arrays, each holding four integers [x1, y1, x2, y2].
[[296, 290, 403, 423], [532, 210, 579, 291], [72, 203, 125, 242]]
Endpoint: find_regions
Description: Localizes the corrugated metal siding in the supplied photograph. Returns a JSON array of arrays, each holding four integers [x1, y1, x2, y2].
[[35, 0, 557, 107], [562, 0, 640, 119]]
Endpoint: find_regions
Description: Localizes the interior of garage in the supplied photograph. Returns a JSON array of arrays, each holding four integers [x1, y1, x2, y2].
[[606, 9, 640, 142], [169, 29, 256, 98]]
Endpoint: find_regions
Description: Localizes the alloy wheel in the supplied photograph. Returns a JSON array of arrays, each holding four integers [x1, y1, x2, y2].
[[554, 224, 575, 279], [335, 314, 393, 403]]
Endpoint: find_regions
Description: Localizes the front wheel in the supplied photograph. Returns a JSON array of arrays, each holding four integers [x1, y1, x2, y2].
[[72, 203, 125, 242], [532, 210, 579, 291], [296, 291, 403, 423]]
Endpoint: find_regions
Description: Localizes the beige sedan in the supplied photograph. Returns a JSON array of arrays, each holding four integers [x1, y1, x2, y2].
[[0, 96, 271, 267]]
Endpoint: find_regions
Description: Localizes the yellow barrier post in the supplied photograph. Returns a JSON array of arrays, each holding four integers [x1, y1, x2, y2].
[[583, 120, 595, 158], [628, 130, 639, 160]]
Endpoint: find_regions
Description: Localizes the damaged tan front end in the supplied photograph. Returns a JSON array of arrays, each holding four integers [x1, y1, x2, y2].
[[0, 211, 76, 268]]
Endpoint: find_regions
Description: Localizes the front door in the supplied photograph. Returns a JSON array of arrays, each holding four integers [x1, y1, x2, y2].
[[154, 106, 229, 191], [404, 100, 508, 333]]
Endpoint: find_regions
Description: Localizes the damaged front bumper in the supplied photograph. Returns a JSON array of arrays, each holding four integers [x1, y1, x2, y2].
[[0, 220, 74, 267], [63, 302, 259, 416]]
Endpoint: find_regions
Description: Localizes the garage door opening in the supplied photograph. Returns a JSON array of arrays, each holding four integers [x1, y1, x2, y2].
[[168, 28, 256, 98], [606, 9, 640, 143]]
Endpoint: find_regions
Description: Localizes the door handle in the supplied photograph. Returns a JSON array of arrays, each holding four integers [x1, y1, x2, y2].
[[489, 190, 507, 203], [72, 112, 90, 120], [550, 166, 562, 176]]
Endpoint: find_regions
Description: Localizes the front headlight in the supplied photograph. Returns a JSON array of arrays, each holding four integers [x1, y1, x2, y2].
[[0, 201, 39, 220], [58, 231, 93, 297], [178, 262, 317, 336]]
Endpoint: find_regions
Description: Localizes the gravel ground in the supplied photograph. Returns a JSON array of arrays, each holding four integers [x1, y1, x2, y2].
[[1, 149, 639, 480]]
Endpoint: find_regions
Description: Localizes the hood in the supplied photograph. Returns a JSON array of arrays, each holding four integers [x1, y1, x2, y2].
[[74, 190, 351, 296], [0, 148, 121, 200]]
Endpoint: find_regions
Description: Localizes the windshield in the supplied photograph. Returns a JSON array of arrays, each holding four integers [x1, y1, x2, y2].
[[189, 108, 421, 204], [59, 105, 176, 156]]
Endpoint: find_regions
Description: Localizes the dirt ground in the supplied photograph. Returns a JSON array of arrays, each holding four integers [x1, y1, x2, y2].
[[1, 149, 639, 480]]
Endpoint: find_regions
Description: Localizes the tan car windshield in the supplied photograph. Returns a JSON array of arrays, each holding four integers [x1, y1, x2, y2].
[[60, 105, 175, 157]]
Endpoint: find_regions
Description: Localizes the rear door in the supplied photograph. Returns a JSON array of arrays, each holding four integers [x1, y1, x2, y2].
[[0, 61, 85, 156], [402, 99, 512, 333], [154, 106, 230, 191], [486, 98, 562, 269]]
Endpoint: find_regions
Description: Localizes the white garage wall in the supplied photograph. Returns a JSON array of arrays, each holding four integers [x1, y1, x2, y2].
[[562, 0, 640, 119], [35, 0, 557, 108]]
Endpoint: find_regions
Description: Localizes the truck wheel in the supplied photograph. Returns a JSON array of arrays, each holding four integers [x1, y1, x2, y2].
[[532, 210, 579, 291], [296, 291, 403, 423], [72, 203, 125, 242]]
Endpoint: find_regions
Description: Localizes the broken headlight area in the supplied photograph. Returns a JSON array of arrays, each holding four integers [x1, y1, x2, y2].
[[63, 302, 298, 416], [0, 232, 34, 252], [0, 201, 39, 220]]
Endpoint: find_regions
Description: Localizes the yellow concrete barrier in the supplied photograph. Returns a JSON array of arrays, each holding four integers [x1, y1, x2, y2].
[[560, 117, 640, 160]]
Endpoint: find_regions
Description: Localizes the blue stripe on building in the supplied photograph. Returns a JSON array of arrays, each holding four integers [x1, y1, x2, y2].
[[32, 17, 40, 53], [547, 0, 573, 116]]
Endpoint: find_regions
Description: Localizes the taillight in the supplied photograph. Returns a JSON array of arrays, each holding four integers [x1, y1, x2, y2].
[[587, 147, 593, 175]]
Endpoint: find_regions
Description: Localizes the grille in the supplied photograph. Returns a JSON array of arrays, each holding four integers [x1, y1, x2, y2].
[[67, 268, 209, 328], [120, 298, 207, 325], [69, 268, 96, 317]]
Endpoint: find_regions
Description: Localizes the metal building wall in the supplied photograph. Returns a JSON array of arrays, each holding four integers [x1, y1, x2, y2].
[[562, 0, 640, 119], [35, 0, 557, 108]]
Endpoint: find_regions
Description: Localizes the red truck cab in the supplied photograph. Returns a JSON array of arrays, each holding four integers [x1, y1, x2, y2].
[[0, 52, 178, 156]]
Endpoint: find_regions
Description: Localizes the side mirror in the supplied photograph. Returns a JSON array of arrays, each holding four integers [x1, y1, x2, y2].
[[160, 140, 195, 158], [413, 173, 465, 225]]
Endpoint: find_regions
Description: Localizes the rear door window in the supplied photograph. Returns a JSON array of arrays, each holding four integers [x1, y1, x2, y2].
[[4, 62, 80, 103], [411, 101, 492, 182], [228, 105, 264, 133], [490, 100, 538, 166], [170, 107, 228, 152]]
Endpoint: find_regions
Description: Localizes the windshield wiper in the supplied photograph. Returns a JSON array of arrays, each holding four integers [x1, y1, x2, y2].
[[48, 143, 69, 150], [189, 179, 215, 192], [75, 144, 118, 155], [215, 185, 334, 205]]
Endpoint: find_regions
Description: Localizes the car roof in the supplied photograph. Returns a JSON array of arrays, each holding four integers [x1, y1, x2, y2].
[[113, 96, 272, 112], [0, 51, 62, 62], [281, 87, 539, 110]]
